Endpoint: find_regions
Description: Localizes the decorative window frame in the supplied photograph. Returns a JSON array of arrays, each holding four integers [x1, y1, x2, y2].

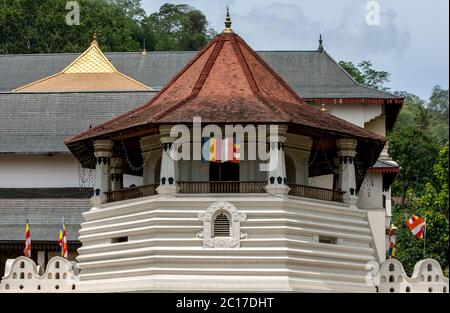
[[198, 201, 247, 248]]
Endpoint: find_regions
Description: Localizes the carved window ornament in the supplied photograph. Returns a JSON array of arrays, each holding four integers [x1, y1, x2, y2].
[[198, 201, 247, 248]]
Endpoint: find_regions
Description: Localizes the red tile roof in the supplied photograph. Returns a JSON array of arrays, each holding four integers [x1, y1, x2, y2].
[[66, 32, 385, 144]]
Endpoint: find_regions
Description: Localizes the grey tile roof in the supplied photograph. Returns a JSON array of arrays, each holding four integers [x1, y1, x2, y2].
[[0, 91, 155, 153], [0, 198, 90, 241], [0, 50, 397, 99]]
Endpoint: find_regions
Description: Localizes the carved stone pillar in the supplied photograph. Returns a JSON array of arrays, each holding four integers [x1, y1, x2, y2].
[[110, 157, 124, 191], [265, 125, 290, 195], [156, 125, 179, 195], [336, 138, 358, 204], [91, 140, 113, 205]]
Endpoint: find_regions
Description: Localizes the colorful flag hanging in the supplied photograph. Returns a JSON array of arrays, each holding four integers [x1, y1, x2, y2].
[[23, 220, 31, 258], [232, 139, 241, 163], [388, 223, 396, 258], [406, 214, 426, 239], [202, 137, 240, 163], [58, 218, 68, 258]]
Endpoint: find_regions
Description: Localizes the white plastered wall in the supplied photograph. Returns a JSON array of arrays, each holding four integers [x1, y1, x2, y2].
[[0, 154, 141, 188]]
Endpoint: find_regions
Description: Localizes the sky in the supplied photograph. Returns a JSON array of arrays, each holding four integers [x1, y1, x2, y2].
[[141, 0, 449, 100]]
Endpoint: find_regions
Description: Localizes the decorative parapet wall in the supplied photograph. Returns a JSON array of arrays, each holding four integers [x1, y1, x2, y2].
[[0, 256, 79, 293], [376, 259, 449, 293]]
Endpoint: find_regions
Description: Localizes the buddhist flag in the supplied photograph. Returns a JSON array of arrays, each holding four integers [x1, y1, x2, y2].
[[23, 220, 31, 258], [58, 218, 68, 258], [222, 137, 235, 162], [388, 223, 396, 258], [232, 139, 241, 163], [406, 214, 426, 239]]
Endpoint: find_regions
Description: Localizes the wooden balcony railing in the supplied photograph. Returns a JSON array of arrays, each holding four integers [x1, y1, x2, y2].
[[104, 182, 344, 203], [288, 184, 345, 203], [178, 181, 266, 194], [105, 184, 158, 203]]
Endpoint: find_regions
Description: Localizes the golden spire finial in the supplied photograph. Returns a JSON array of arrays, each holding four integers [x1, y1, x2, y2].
[[223, 6, 233, 33], [91, 32, 98, 46]]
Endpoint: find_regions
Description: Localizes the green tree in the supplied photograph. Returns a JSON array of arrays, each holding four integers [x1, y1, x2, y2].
[[339, 60, 391, 91], [0, 0, 143, 53], [141, 3, 216, 51], [393, 145, 449, 276]]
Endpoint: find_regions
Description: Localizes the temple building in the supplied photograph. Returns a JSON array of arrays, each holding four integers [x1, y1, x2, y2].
[[0, 13, 404, 291]]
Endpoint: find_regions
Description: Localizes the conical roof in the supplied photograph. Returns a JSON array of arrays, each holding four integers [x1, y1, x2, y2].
[[66, 31, 384, 144]]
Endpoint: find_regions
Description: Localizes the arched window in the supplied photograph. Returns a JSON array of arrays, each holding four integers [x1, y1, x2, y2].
[[389, 275, 395, 283], [427, 264, 432, 272], [20, 262, 25, 269], [406, 287, 411, 292], [55, 273, 60, 280], [398, 276, 403, 282], [214, 213, 230, 237], [389, 263, 395, 272], [55, 261, 60, 269], [427, 275, 432, 282], [12, 273, 17, 279], [48, 273, 52, 279], [380, 276, 386, 283], [435, 275, 439, 282], [27, 273, 32, 279], [20, 272, 24, 279], [285, 155, 296, 184], [444, 286, 447, 293]]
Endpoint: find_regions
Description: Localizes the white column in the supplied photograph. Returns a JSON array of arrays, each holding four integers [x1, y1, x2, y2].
[[265, 125, 290, 195], [156, 125, 179, 195], [336, 138, 358, 204], [91, 139, 113, 205], [110, 157, 124, 191]]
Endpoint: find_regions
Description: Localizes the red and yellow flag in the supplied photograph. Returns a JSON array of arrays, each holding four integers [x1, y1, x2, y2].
[[406, 214, 426, 239], [58, 218, 68, 258], [23, 221, 31, 258]]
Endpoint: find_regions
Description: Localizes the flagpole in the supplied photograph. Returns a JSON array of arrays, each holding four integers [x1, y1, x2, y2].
[[423, 218, 427, 259]]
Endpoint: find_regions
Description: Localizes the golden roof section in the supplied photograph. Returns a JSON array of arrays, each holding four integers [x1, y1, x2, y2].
[[63, 44, 116, 73], [14, 37, 151, 92]]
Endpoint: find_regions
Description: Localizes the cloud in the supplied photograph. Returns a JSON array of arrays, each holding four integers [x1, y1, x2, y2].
[[233, 2, 321, 50], [324, 1, 411, 59]]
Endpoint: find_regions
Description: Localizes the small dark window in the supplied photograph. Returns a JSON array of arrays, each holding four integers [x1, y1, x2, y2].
[[19, 285, 24, 290], [55, 262, 60, 269], [20, 272, 24, 279], [214, 213, 230, 237], [55, 273, 60, 279], [389, 288, 395, 293], [427, 275, 432, 282], [72, 284, 76, 290], [5, 284, 9, 290], [37, 285, 41, 290], [444, 286, 447, 293], [111, 236, 128, 243], [27, 273, 32, 279], [389, 263, 395, 272], [55, 285, 60, 290], [406, 287, 410, 292], [427, 264, 432, 271], [389, 275, 395, 283], [319, 236, 337, 244], [428, 287, 433, 293], [20, 262, 25, 269]]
